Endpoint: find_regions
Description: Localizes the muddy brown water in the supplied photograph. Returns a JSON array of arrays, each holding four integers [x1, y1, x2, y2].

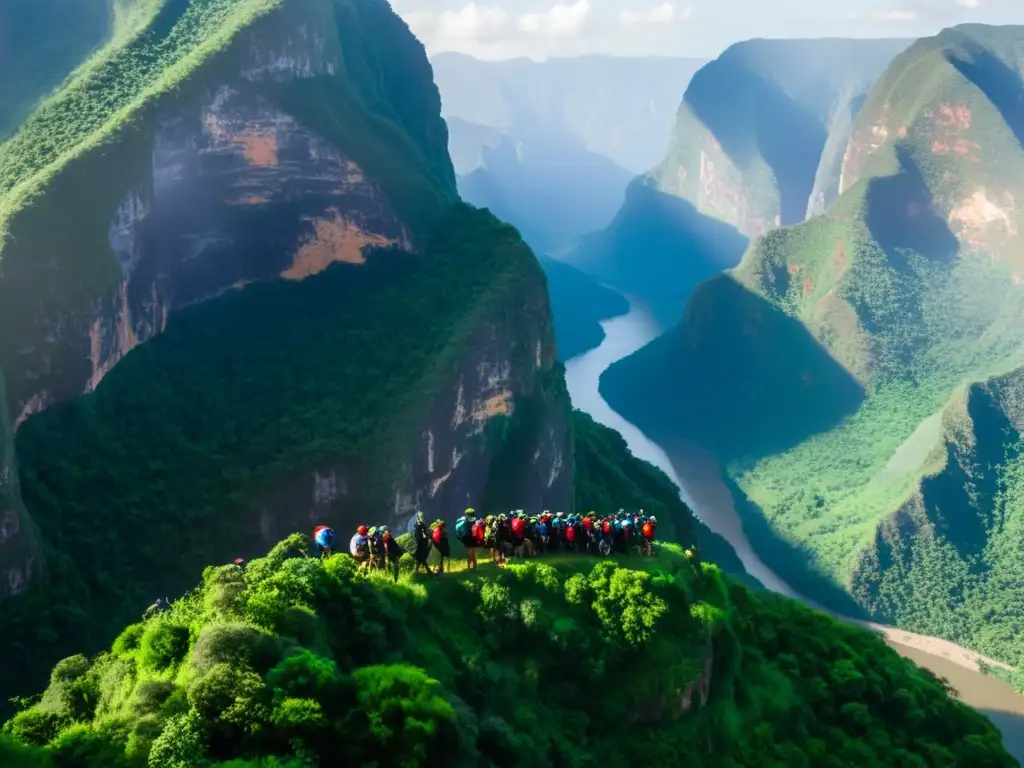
[[563, 294, 1024, 762]]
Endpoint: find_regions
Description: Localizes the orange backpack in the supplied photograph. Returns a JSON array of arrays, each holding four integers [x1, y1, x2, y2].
[[642, 522, 655, 539]]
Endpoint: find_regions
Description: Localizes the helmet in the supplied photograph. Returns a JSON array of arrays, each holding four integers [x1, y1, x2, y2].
[[357, 525, 368, 536], [416, 511, 425, 522], [649, 516, 657, 523], [466, 508, 475, 516], [379, 525, 389, 533]]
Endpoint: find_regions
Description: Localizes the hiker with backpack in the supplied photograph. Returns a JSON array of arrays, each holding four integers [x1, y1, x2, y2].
[[413, 511, 434, 576], [380, 527, 404, 581], [350, 525, 372, 570], [314, 525, 336, 558], [640, 513, 657, 556], [456, 509, 479, 570], [432, 519, 452, 573]]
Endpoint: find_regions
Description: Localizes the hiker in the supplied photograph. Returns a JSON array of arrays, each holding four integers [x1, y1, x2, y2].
[[510, 511, 531, 558], [380, 527, 404, 582], [350, 525, 372, 570], [432, 520, 452, 573], [143, 598, 170, 621], [471, 515, 487, 567], [685, 543, 701, 572], [413, 512, 434, 575], [485, 515, 503, 566], [367, 526, 385, 570], [456, 509, 479, 570], [535, 513, 550, 555], [640, 514, 657, 556], [314, 525, 336, 558]]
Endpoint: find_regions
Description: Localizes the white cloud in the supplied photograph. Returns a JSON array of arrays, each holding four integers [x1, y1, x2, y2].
[[518, 1, 591, 36], [955, 0, 981, 7], [619, 3, 689, 26], [404, 3, 509, 42]]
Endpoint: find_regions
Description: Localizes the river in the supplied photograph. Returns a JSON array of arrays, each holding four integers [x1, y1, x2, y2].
[[564, 295, 1024, 761]]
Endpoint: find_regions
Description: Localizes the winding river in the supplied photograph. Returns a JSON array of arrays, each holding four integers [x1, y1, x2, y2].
[[564, 295, 1024, 761]]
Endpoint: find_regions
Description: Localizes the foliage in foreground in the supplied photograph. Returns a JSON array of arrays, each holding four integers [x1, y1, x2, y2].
[[1, 535, 1013, 767]]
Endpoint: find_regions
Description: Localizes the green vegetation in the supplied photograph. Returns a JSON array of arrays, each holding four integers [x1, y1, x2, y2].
[[0, 203, 549, 713], [565, 38, 906, 323], [1, 537, 1014, 766], [0, 0, 114, 139], [601, 24, 1024, 677]]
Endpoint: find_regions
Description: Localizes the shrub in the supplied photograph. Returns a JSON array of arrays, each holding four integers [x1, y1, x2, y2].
[[147, 712, 207, 768], [190, 624, 279, 678], [138, 621, 190, 674]]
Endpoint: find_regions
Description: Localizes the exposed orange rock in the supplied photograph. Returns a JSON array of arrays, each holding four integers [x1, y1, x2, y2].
[[932, 140, 949, 155], [787, 263, 800, 276], [228, 194, 271, 206], [14, 392, 50, 431], [802, 275, 813, 299], [471, 391, 513, 421], [89, 280, 142, 391], [240, 133, 278, 167], [949, 189, 1016, 245], [937, 102, 971, 130], [282, 207, 400, 280]]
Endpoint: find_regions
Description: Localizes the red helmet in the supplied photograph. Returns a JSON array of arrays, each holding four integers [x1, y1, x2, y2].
[[357, 525, 368, 535]]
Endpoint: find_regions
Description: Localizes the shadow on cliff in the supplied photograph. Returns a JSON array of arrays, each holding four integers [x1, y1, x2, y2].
[[568, 182, 750, 328], [685, 59, 828, 226], [864, 145, 960, 265], [947, 45, 1024, 149], [724, 473, 871, 619], [600, 273, 866, 465]]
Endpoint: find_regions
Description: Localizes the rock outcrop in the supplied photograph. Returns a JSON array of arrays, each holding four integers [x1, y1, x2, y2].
[[0, 0, 572, 603]]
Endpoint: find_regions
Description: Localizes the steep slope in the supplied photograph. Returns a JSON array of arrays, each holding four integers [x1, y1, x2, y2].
[[0, 445, 1015, 766], [567, 38, 908, 325], [603, 24, 1024, 670], [0, 0, 118, 138], [539, 258, 628, 362], [432, 53, 707, 175], [0, 0, 571, 705]]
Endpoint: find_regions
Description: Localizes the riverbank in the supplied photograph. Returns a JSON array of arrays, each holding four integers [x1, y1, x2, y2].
[[564, 292, 1024, 760]]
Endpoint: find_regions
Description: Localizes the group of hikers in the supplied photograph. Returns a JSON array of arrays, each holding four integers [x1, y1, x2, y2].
[[312, 508, 663, 580], [142, 511, 666, 618]]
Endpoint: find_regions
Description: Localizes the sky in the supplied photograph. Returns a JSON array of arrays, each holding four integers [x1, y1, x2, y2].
[[389, 0, 1023, 60]]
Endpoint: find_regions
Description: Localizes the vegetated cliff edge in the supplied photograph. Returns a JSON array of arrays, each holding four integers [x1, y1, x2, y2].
[[0, 0, 571, 704], [602, 24, 1024, 675], [566, 37, 908, 326], [0, 412, 1014, 767]]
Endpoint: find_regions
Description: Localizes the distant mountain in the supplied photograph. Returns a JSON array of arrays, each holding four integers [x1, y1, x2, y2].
[[603, 24, 1024, 676], [567, 37, 909, 323], [432, 53, 707, 175], [452, 116, 634, 256]]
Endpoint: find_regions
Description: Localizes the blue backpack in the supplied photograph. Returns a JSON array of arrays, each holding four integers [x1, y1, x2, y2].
[[455, 516, 471, 539]]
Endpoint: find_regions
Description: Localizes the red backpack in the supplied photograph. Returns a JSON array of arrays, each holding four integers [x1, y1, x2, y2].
[[582, 518, 593, 532], [565, 525, 576, 543], [642, 522, 655, 539], [511, 517, 526, 538], [472, 520, 486, 544], [432, 526, 444, 544], [602, 520, 612, 535]]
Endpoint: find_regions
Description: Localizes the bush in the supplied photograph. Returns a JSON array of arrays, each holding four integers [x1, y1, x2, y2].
[[147, 712, 207, 768], [349, 665, 458, 768], [138, 621, 190, 674], [190, 625, 279, 678]]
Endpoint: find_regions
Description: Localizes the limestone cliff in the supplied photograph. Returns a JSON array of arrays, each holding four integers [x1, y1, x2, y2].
[[0, 0, 571, 613]]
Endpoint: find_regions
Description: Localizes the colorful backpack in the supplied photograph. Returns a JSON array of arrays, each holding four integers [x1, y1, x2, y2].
[[511, 517, 526, 538], [642, 522, 655, 539], [472, 519, 487, 544], [432, 525, 444, 544], [565, 524, 576, 543], [455, 516, 470, 539]]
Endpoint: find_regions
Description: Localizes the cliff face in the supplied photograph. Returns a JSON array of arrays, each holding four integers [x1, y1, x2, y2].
[[253, 275, 572, 541], [0, 0, 571, 612]]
